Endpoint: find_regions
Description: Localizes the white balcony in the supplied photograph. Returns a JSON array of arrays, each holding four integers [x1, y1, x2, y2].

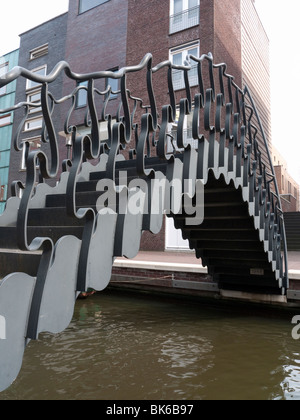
[[170, 6, 200, 34]]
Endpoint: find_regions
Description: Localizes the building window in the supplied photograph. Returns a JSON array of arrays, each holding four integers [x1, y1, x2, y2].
[[167, 107, 197, 153], [21, 138, 41, 170], [76, 81, 88, 108], [24, 116, 43, 132], [170, 0, 200, 34], [0, 114, 11, 127], [27, 90, 42, 114], [106, 68, 119, 100], [29, 44, 49, 60], [26, 66, 47, 91], [79, 0, 109, 14], [170, 42, 199, 90], [0, 62, 9, 96]]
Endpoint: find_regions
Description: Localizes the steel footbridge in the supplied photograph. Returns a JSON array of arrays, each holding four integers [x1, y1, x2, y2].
[[0, 53, 288, 391]]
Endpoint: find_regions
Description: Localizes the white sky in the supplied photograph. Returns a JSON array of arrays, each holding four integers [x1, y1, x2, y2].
[[253, 0, 300, 185], [0, 0, 299, 185], [0, 1, 69, 55]]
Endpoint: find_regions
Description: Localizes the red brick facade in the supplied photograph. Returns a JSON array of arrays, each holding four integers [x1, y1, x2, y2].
[[125, 0, 245, 251]]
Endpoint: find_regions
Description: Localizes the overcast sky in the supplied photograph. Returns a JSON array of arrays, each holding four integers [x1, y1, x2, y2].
[[0, 1, 69, 55], [0, 0, 299, 184], [255, 0, 300, 185]]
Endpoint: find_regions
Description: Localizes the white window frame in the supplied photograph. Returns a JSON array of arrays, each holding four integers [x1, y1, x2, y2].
[[29, 44, 49, 60], [24, 116, 43, 132], [170, 0, 200, 34], [26, 65, 47, 91], [170, 41, 200, 91], [0, 114, 11, 127], [20, 137, 41, 170], [27, 89, 42, 114]]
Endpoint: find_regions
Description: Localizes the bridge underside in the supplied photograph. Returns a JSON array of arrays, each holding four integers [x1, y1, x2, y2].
[[174, 172, 284, 295]]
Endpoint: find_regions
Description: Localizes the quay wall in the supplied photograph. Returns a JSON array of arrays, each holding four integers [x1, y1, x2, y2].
[[110, 259, 300, 309]]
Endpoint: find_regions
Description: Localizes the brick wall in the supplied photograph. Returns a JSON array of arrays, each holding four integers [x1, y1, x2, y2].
[[9, 13, 68, 191], [111, 264, 213, 285], [63, 0, 129, 128], [214, 0, 242, 86]]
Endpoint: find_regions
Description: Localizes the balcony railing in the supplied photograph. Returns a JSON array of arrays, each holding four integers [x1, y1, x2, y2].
[[170, 6, 200, 34]]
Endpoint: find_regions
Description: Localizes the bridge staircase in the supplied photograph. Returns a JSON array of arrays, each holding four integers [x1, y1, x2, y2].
[[0, 53, 289, 391]]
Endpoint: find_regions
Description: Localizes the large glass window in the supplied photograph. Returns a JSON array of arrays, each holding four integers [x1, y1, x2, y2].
[[79, 0, 109, 14]]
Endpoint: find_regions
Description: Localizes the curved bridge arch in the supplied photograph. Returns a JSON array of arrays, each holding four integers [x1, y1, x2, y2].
[[0, 53, 288, 391]]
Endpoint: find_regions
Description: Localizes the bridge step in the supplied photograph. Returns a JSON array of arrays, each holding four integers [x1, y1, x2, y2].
[[0, 250, 41, 279], [89, 159, 168, 181], [0, 226, 84, 249], [284, 212, 300, 251]]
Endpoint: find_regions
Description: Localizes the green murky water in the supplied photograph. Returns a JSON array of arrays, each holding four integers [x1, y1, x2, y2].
[[1, 290, 300, 400]]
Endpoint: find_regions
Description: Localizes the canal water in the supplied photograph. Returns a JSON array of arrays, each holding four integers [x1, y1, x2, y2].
[[1, 289, 300, 400]]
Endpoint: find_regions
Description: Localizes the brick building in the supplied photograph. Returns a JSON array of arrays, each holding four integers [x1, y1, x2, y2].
[[125, 0, 272, 251], [6, 0, 273, 251], [62, 0, 129, 134]]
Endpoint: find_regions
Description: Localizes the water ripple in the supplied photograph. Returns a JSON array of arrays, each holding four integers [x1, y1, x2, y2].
[[0, 291, 299, 400]]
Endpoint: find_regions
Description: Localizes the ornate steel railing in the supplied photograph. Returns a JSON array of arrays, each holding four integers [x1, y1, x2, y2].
[[0, 52, 289, 392], [0, 50, 289, 294]]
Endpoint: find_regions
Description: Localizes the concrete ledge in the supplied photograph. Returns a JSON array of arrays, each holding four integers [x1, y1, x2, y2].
[[172, 279, 219, 292], [114, 258, 300, 279], [287, 290, 300, 301], [114, 259, 208, 274], [289, 270, 300, 280], [220, 289, 287, 304]]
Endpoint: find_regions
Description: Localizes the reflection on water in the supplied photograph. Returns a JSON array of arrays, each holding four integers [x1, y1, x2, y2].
[[1, 290, 300, 400]]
